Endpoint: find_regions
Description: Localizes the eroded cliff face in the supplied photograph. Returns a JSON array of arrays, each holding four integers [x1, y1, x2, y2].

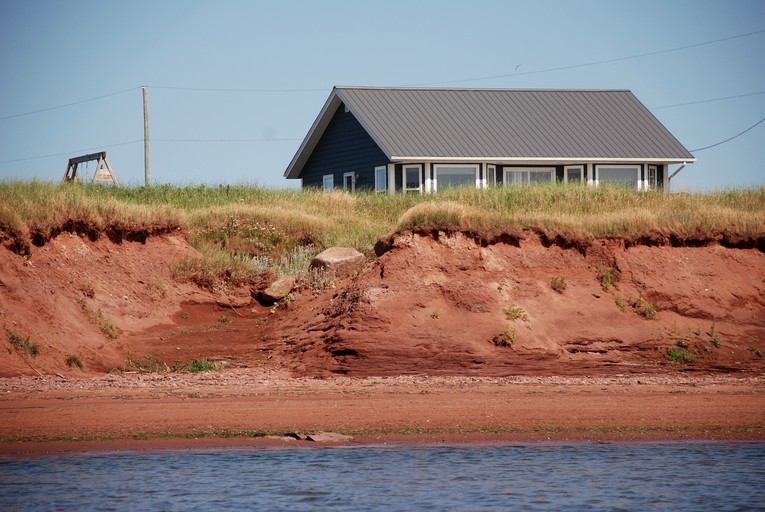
[[271, 231, 765, 376], [2, 230, 764, 377]]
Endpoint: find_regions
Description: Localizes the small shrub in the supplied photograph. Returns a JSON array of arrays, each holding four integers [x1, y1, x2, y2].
[[219, 313, 231, 324], [430, 311, 439, 319], [631, 293, 656, 320], [551, 275, 566, 294], [66, 354, 84, 369], [667, 346, 696, 363], [186, 358, 219, 372], [125, 354, 167, 372], [492, 326, 516, 347], [708, 320, 722, 348], [180, 312, 189, 319], [751, 346, 763, 359], [504, 306, 528, 322], [615, 294, 629, 310], [597, 266, 620, 291]]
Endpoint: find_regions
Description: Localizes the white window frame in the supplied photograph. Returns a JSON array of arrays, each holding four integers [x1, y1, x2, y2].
[[343, 172, 355, 193], [486, 164, 496, 188], [322, 174, 334, 191], [374, 165, 387, 193], [433, 163, 480, 191], [647, 165, 658, 191], [595, 165, 641, 189], [503, 167, 555, 185], [564, 165, 584, 183], [403, 164, 422, 194]]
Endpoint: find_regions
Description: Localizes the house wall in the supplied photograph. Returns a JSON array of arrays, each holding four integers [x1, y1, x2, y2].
[[301, 104, 389, 190]]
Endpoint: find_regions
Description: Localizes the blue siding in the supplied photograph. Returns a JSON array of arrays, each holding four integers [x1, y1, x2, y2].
[[301, 104, 389, 190]]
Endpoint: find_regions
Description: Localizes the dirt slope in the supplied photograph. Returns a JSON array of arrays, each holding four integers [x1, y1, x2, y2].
[[1, 231, 764, 377], [269, 231, 765, 376]]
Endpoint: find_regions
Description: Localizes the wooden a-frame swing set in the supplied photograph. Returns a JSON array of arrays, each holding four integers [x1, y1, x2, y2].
[[62, 151, 119, 186]]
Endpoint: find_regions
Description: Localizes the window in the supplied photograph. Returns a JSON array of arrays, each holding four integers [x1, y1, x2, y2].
[[564, 165, 584, 184], [343, 172, 355, 193], [374, 166, 387, 193], [597, 165, 640, 189], [434, 164, 478, 190], [503, 167, 555, 185], [647, 165, 658, 190], [486, 165, 496, 188], [322, 174, 334, 190], [404, 164, 422, 193]]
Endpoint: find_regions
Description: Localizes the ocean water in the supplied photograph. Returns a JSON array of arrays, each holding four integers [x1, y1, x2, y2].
[[1, 442, 763, 511]]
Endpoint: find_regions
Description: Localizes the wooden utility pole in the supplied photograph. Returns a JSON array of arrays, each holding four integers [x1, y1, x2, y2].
[[142, 87, 151, 186]]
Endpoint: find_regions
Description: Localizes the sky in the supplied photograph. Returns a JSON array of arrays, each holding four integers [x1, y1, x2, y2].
[[1, 0, 764, 191]]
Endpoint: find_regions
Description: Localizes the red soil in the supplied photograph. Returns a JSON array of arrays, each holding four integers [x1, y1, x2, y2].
[[1, 230, 763, 448]]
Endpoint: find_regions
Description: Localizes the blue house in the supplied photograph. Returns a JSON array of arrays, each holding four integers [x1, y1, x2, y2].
[[284, 87, 695, 193]]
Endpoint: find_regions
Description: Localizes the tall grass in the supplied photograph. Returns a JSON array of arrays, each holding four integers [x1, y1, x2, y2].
[[1, 181, 763, 282]]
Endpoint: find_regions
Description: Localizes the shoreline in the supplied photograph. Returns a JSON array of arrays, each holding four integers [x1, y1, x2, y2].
[[2, 371, 763, 456]]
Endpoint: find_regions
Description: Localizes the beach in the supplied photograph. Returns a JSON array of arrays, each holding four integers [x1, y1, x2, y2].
[[2, 370, 763, 455]]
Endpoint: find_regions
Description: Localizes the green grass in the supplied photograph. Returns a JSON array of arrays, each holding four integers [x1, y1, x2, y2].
[[5, 328, 39, 358], [667, 346, 696, 363], [2, 181, 764, 287], [65, 354, 84, 369]]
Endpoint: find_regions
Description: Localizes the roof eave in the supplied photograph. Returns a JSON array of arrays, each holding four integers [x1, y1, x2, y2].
[[283, 88, 342, 179], [389, 156, 697, 164]]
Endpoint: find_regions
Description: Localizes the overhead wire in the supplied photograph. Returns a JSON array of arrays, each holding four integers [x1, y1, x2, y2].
[[0, 87, 140, 121], [0, 140, 143, 164], [690, 116, 765, 152]]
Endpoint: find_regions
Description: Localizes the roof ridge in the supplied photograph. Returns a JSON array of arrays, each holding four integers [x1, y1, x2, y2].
[[334, 86, 633, 93]]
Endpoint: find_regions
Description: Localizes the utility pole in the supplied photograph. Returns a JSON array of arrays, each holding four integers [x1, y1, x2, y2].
[[142, 87, 151, 186]]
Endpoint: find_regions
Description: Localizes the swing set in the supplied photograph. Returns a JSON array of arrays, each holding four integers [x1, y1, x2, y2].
[[62, 151, 119, 186]]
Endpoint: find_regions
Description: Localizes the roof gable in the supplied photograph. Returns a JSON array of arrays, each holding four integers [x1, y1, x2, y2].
[[284, 87, 695, 178]]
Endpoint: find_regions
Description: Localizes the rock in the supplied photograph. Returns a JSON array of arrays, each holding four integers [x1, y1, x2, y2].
[[304, 432, 354, 443], [309, 247, 365, 278], [260, 275, 296, 303]]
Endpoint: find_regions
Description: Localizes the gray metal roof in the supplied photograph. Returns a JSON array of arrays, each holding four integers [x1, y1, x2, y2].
[[284, 87, 695, 178]]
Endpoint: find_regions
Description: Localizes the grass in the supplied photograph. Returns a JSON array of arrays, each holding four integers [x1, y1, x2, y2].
[[597, 266, 620, 291], [5, 328, 39, 358], [667, 346, 696, 363], [76, 298, 120, 339], [492, 326, 516, 347], [65, 354, 84, 369], [504, 306, 528, 322], [122, 354, 221, 373], [2, 181, 764, 287], [550, 275, 567, 294], [631, 293, 657, 320]]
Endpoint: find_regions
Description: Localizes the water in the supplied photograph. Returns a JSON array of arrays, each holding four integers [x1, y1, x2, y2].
[[1, 442, 764, 511]]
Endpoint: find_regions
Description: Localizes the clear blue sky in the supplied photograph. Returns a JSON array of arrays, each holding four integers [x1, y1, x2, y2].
[[1, 0, 763, 191]]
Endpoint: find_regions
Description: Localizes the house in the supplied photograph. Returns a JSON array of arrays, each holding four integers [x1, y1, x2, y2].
[[283, 87, 695, 193]]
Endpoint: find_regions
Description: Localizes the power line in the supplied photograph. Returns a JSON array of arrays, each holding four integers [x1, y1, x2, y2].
[[0, 140, 143, 164], [691, 116, 765, 152], [0, 87, 140, 121], [154, 138, 301, 142], [652, 91, 765, 110], [3, 27, 763, 121], [400, 28, 765, 87], [147, 85, 326, 93]]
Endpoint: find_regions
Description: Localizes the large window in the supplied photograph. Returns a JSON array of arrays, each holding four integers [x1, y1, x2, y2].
[[404, 164, 422, 193], [374, 166, 387, 193], [322, 174, 334, 191], [597, 165, 640, 188], [503, 167, 555, 185], [434, 164, 478, 190]]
